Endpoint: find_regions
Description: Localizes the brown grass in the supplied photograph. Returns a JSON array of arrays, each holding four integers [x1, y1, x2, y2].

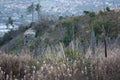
[[0, 50, 120, 80]]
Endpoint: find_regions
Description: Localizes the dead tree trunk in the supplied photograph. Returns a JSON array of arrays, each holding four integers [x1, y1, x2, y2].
[[104, 37, 107, 57], [102, 25, 107, 58]]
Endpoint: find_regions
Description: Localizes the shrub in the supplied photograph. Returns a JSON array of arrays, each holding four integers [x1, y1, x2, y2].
[[64, 48, 79, 61]]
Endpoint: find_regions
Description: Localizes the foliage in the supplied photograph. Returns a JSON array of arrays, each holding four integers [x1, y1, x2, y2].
[[106, 7, 111, 12], [64, 47, 79, 61], [0, 30, 13, 46], [59, 16, 64, 20], [1, 8, 120, 57], [6, 17, 14, 28], [27, 3, 35, 14], [93, 20, 112, 39], [89, 12, 96, 17], [83, 10, 90, 15], [0, 25, 28, 47], [60, 19, 73, 46], [83, 11, 95, 17]]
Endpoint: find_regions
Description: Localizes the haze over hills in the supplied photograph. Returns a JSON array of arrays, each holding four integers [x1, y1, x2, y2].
[[0, 0, 120, 25]]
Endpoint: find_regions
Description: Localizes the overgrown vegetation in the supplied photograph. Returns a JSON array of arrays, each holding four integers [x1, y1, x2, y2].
[[0, 7, 120, 80], [1, 8, 120, 54], [0, 48, 120, 80]]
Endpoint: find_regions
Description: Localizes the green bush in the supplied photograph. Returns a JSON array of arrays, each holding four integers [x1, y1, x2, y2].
[[64, 48, 79, 61], [93, 20, 112, 39]]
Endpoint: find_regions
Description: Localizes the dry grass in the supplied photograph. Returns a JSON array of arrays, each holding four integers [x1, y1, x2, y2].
[[0, 41, 120, 80], [0, 47, 120, 80]]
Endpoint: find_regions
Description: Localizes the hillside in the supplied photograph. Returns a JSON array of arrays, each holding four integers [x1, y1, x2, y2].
[[0, 4, 120, 80], [0, 8, 120, 56]]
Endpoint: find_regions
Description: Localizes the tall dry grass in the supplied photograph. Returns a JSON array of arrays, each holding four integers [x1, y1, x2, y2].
[[0, 39, 120, 80], [0, 45, 120, 80]]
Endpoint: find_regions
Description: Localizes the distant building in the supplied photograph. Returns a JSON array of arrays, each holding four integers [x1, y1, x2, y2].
[[24, 28, 36, 45]]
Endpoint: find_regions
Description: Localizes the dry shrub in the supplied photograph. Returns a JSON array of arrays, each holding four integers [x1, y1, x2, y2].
[[34, 59, 88, 80], [93, 54, 120, 80], [0, 53, 38, 80], [0, 51, 120, 80]]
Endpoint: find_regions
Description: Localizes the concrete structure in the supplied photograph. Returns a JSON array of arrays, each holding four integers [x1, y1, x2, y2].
[[24, 28, 36, 45]]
